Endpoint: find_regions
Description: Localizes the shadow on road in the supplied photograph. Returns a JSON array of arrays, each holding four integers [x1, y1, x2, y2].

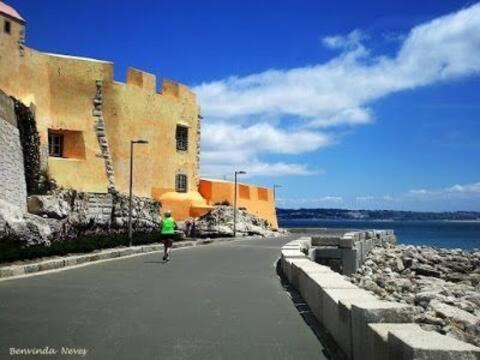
[[275, 260, 347, 360]]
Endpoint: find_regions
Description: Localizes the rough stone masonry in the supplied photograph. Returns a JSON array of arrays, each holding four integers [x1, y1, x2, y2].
[[0, 90, 27, 210]]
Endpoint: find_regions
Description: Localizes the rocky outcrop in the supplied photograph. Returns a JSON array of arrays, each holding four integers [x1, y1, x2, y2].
[[349, 244, 480, 347], [194, 205, 278, 238], [0, 199, 51, 246], [1, 190, 161, 247]]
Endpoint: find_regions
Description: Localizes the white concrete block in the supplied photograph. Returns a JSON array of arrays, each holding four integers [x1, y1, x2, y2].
[[323, 288, 378, 358], [297, 270, 325, 320], [281, 249, 306, 259], [351, 301, 415, 360], [388, 327, 480, 360], [297, 272, 357, 330], [368, 323, 421, 360]]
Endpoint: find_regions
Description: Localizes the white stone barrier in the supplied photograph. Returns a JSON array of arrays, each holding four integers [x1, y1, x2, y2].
[[310, 229, 396, 275], [280, 237, 480, 360]]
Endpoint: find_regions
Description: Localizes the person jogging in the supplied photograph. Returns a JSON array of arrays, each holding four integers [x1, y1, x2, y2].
[[160, 210, 177, 261]]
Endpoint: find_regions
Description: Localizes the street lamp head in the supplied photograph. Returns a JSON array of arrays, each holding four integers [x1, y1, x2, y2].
[[132, 139, 149, 144], [236, 170, 247, 175]]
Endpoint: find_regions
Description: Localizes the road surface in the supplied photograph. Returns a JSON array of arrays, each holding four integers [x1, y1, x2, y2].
[[0, 236, 329, 360]]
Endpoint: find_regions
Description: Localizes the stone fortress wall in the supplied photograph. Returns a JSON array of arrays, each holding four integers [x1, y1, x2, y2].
[[0, 17, 201, 199], [0, 90, 27, 210], [0, 2, 278, 227]]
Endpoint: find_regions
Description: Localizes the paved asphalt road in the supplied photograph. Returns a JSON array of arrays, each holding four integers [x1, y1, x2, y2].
[[0, 236, 328, 360]]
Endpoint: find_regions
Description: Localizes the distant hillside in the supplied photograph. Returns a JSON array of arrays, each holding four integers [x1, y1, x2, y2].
[[276, 208, 480, 221]]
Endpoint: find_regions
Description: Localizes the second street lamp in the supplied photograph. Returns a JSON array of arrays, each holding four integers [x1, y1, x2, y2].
[[273, 184, 282, 201], [128, 139, 149, 246], [233, 170, 247, 237]]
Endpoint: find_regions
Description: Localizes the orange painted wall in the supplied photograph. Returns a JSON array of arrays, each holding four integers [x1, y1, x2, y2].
[[0, 11, 201, 209], [0, 8, 278, 228], [199, 179, 278, 229]]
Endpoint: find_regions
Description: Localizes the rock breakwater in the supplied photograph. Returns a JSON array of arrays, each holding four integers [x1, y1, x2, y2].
[[349, 244, 480, 347]]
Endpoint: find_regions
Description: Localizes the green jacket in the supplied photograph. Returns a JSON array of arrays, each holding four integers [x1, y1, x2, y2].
[[161, 217, 176, 234]]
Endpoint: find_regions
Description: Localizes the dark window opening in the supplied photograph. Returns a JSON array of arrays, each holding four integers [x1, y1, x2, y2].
[[48, 132, 64, 157], [176, 125, 188, 151], [4, 20, 11, 34], [175, 174, 187, 193]]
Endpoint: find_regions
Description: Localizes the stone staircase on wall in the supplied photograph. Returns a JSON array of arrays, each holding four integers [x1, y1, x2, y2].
[[93, 80, 116, 193]]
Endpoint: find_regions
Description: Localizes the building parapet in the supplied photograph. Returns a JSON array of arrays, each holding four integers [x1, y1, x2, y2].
[[126, 67, 156, 92]]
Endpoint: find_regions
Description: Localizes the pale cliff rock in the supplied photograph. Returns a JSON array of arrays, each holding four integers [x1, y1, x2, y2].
[[194, 205, 278, 238], [1, 190, 161, 246], [0, 199, 51, 246]]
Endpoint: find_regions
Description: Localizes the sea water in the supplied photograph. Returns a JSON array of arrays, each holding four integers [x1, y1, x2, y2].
[[280, 219, 480, 250]]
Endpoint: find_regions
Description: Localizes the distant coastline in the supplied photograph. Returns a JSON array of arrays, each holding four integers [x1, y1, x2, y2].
[[277, 208, 480, 222], [281, 218, 480, 223]]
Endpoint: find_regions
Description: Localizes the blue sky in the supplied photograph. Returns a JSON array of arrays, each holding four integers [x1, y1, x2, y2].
[[9, 0, 480, 211]]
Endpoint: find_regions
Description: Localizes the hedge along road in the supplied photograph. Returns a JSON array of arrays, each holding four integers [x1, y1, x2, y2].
[[0, 235, 328, 360]]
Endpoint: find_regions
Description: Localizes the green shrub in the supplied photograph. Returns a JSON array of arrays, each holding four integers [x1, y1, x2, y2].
[[0, 231, 167, 264]]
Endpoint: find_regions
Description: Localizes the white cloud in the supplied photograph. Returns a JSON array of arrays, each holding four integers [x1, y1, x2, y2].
[[195, 3, 480, 178], [203, 122, 333, 155], [281, 196, 344, 207], [408, 181, 480, 198], [319, 196, 344, 203], [356, 196, 375, 201], [196, 4, 480, 123], [200, 122, 330, 177], [201, 160, 318, 178], [407, 189, 437, 196], [446, 182, 480, 193], [322, 29, 367, 50]]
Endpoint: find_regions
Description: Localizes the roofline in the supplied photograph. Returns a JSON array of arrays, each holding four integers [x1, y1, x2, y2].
[[0, 10, 25, 24], [200, 178, 270, 190], [43, 52, 113, 64], [0, 1, 26, 24]]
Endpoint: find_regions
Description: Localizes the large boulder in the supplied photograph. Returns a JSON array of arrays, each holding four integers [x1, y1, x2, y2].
[[0, 199, 51, 246], [27, 193, 71, 219], [194, 205, 276, 238]]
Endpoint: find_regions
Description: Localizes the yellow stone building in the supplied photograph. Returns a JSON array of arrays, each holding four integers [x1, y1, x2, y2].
[[0, 2, 278, 229]]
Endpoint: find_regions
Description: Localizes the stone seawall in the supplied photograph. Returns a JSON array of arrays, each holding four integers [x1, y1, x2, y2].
[[309, 230, 396, 275], [280, 235, 480, 360], [0, 90, 27, 210]]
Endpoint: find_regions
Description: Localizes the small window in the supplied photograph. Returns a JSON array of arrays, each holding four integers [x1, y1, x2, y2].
[[175, 174, 187, 193], [4, 20, 11, 34], [239, 185, 250, 199], [258, 188, 269, 201], [48, 132, 64, 157], [176, 125, 188, 151]]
